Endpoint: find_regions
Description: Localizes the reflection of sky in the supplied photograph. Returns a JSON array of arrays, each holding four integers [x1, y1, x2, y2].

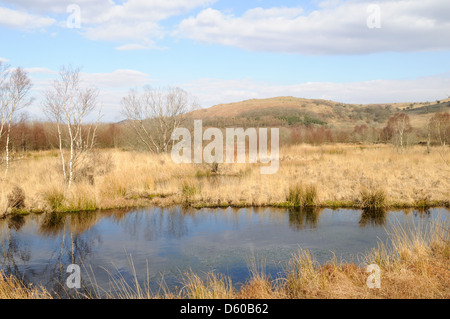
[[0, 207, 447, 294]]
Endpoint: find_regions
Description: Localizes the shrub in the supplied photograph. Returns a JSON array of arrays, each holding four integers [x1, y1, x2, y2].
[[287, 183, 317, 207], [360, 187, 387, 210], [43, 188, 65, 211], [7, 186, 25, 209], [181, 181, 200, 198]]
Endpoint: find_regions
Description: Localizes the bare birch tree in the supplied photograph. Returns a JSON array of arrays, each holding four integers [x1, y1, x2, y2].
[[0, 64, 33, 174], [429, 112, 450, 148], [385, 113, 412, 153], [44, 65, 100, 188], [0, 62, 9, 148], [121, 86, 198, 153]]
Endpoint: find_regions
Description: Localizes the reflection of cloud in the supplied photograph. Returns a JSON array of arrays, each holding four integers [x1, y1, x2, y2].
[[176, 0, 450, 54]]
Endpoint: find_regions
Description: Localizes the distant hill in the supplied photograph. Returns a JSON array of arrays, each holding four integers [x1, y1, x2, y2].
[[188, 96, 450, 128]]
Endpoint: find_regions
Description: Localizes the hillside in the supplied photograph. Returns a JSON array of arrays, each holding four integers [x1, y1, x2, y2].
[[189, 96, 450, 128]]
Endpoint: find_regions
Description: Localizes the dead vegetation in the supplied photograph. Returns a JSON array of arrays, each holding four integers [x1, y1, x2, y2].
[[0, 144, 448, 217]]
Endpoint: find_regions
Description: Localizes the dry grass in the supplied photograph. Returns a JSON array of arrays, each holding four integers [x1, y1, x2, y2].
[[177, 218, 449, 299], [0, 271, 52, 299], [0, 144, 448, 217]]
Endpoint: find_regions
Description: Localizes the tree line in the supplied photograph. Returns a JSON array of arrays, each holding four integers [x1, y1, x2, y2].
[[1, 62, 449, 171]]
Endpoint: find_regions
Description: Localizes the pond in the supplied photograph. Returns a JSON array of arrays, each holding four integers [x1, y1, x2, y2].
[[0, 206, 448, 297]]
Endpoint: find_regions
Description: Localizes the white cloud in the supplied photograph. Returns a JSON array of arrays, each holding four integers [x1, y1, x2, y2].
[[81, 69, 152, 88], [0, 57, 9, 63], [0, 6, 55, 30], [115, 43, 152, 51], [1, 0, 215, 47], [182, 73, 450, 108], [176, 0, 450, 54], [25, 67, 153, 122], [23, 67, 57, 75]]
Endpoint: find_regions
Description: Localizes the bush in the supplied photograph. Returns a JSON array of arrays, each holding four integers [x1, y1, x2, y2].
[[43, 188, 65, 211], [181, 181, 200, 198], [360, 187, 387, 210], [7, 186, 25, 209], [287, 183, 317, 207]]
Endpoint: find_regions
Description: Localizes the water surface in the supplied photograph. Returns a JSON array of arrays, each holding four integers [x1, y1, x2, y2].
[[0, 206, 447, 297]]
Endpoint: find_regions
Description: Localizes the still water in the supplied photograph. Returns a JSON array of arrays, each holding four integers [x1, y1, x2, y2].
[[0, 206, 448, 297]]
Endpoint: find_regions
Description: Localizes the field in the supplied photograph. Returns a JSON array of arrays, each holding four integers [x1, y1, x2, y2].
[[0, 143, 449, 217]]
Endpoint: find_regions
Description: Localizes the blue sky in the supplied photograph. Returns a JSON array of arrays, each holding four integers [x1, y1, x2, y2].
[[1, 0, 450, 121]]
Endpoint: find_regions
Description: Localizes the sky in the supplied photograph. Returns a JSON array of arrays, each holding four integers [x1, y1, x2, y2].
[[0, 0, 450, 122]]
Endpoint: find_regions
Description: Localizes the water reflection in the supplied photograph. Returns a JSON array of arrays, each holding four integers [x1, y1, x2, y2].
[[359, 208, 387, 227], [1, 226, 31, 279], [8, 214, 25, 231], [0, 206, 448, 296], [39, 211, 105, 238], [1, 211, 103, 297], [288, 207, 321, 230]]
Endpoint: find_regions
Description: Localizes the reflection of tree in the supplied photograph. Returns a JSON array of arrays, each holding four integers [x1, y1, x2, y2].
[[38, 212, 66, 237], [8, 214, 25, 231], [41, 220, 101, 298], [166, 208, 190, 239], [359, 208, 386, 227], [1, 211, 102, 298], [1, 224, 31, 280], [38, 211, 103, 237], [287, 207, 322, 230], [413, 208, 431, 218], [117, 207, 195, 242]]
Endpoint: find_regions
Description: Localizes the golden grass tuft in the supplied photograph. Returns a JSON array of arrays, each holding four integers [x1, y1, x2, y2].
[[0, 272, 52, 299], [181, 271, 235, 299]]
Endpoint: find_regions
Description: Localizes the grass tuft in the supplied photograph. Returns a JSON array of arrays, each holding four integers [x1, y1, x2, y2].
[[287, 183, 317, 207], [360, 187, 387, 210]]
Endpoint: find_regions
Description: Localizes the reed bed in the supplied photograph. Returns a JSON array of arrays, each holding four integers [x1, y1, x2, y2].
[[0, 144, 448, 217]]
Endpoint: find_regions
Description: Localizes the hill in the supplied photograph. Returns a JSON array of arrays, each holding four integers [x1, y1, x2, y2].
[[189, 96, 450, 128]]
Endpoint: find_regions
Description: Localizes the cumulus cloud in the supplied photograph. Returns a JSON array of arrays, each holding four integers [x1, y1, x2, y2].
[[176, 0, 450, 54], [182, 73, 450, 108], [0, 6, 55, 30], [0, 0, 215, 48], [24, 67, 154, 122], [115, 43, 153, 51], [81, 69, 152, 88]]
